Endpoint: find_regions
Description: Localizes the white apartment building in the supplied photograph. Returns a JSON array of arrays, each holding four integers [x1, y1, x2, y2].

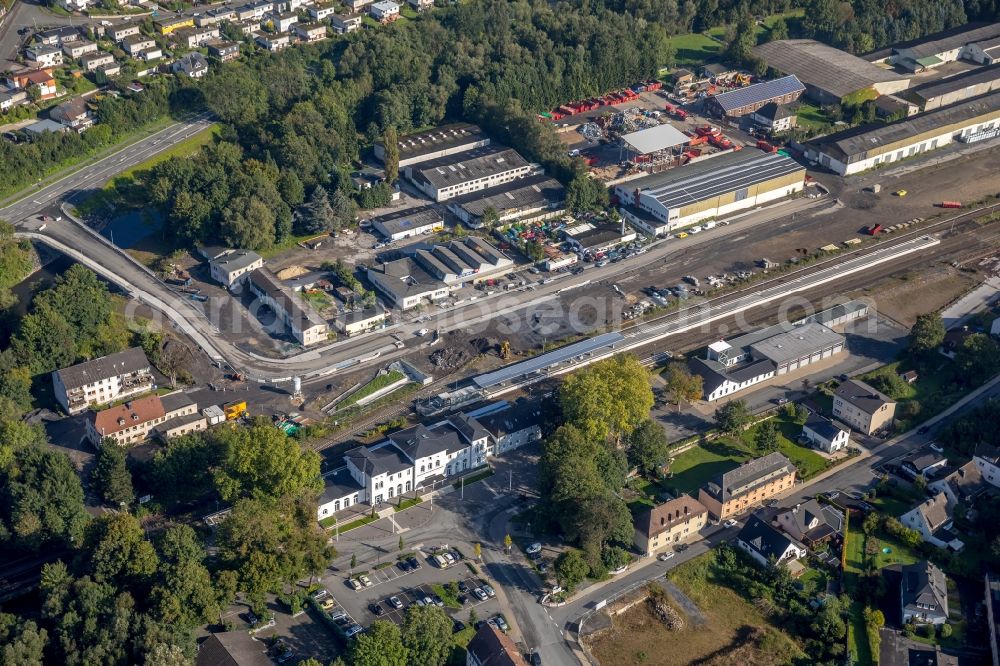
[[406, 145, 533, 202], [52, 348, 154, 414]]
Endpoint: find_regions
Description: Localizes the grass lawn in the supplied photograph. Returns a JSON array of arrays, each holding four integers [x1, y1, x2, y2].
[[861, 360, 968, 432], [116, 122, 220, 181], [795, 103, 830, 131], [667, 32, 721, 67], [302, 289, 333, 311], [847, 600, 873, 665], [340, 370, 407, 408], [738, 419, 828, 479], [662, 439, 751, 495]]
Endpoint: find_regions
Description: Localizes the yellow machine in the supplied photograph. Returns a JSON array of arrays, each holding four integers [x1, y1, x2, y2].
[[223, 400, 247, 421]]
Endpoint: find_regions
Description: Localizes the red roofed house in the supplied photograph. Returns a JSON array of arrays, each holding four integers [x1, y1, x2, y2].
[[7, 68, 58, 100], [466, 624, 527, 666], [86, 392, 207, 446]]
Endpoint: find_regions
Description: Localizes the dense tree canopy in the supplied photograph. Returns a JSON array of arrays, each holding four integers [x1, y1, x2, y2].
[[558, 354, 653, 441]]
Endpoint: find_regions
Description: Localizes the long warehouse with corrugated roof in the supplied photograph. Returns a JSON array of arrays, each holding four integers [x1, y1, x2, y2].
[[615, 149, 806, 235]]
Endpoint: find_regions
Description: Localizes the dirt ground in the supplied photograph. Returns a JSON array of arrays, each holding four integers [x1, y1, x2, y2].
[[854, 266, 980, 327], [587, 585, 800, 666]]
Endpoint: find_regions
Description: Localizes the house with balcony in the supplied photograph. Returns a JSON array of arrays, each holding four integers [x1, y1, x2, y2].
[[52, 347, 153, 415], [901, 492, 965, 551], [735, 514, 808, 567]]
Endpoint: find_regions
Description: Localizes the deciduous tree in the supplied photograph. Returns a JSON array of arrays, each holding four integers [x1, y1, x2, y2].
[[214, 418, 322, 502], [626, 419, 670, 475], [662, 362, 703, 412], [559, 355, 653, 442], [352, 620, 408, 666], [714, 400, 752, 435], [401, 605, 452, 666], [908, 313, 945, 356]]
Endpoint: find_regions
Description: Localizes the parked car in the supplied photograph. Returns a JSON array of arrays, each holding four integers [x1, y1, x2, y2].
[[493, 615, 509, 632], [526, 543, 542, 555], [453, 619, 466, 633], [918, 425, 932, 435], [431, 594, 444, 607], [359, 575, 373, 587], [457, 594, 468, 605], [723, 519, 738, 528], [443, 552, 456, 565], [329, 610, 348, 622], [531, 652, 542, 666], [388, 596, 403, 609], [407, 557, 421, 570], [676, 543, 689, 552], [481, 584, 496, 598], [473, 588, 489, 602], [397, 559, 411, 572], [458, 581, 469, 593], [309, 588, 329, 601], [368, 603, 384, 617], [320, 598, 336, 611], [344, 624, 364, 638], [658, 551, 676, 561], [347, 578, 362, 590]]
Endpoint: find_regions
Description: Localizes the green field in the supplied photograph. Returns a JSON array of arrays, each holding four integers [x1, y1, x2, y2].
[[663, 416, 831, 495], [667, 32, 722, 67], [861, 361, 968, 433], [795, 103, 831, 131]]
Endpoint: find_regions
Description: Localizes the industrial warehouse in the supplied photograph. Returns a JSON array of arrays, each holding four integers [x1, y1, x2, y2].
[[370, 205, 444, 241], [374, 122, 490, 168], [904, 63, 1000, 111], [405, 144, 534, 202], [805, 89, 1000, 175], [691, 322, 847, 402], [366, 236, 513, 309], [753, 40, 912, 104], [446, 174, 566, 228], [705, 75, 805, 118], [615, 149, 806, 235], [866, 21, 1000, 71]]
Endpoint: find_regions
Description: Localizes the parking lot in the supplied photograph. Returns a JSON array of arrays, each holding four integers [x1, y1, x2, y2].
[[330, 549, 507, 631]]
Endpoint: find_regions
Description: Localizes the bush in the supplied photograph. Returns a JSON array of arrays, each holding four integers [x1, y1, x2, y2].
[[939, 623, 952, 638]]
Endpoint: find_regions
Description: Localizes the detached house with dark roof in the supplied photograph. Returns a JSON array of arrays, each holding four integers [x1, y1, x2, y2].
[[634, 495, 708, 556], [466, 623, 527, 666], [801, 412, 851, 453], [901, 561, 949, 625], [901, 492, 965, 551], [748, 101, 797, 133], [698, 452, 796, 520], [929, 460, 987, 508], [735, 514, 807, 567], [775, 499, 844, 545]]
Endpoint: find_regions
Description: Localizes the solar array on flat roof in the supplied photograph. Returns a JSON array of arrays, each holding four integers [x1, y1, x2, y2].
[[472, 332, 625, 389], [633, 150, 804, 211], [711, 75, 804, 112]]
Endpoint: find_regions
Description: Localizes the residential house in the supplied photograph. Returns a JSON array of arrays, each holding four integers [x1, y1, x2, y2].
[[63, 40, 98, 60], [154, 15, 195, 35], [901, 561, 949, 625], [345, 0, 373, 11], [369, 0, 400, 22], [697, 452, 797, 520], [293, 22, 327, 42], [0, 89, 28, 112], [929, 460, 987, 508], [309, 3, 338, 20], [272, 11, 299, 32], [35, 26, 81, 47], [407, 0, 433, 10], [236, 20, 261, 35], [139, 47, 163, 62], [900, 448, 948, 480], [985, 573, 1000, 666], [97, 62, 121, 79], [81, 52, 116, 72], [330, 13, 362, 33], [172, 26, 220, 49], [317, 413, 490, 516], [25, 45, 64, 68], [49, 97, 93, 131], [254, 32, 291, 52], [801, 412, 851, 453], [775, 499, 844, 545], [901, 492, 965, 551], [247, 268, 328, 345], [207, 40, 240, 62], [466, 623, 527, 666], [58, 0, 90, 12], [977, 445, 1000, 489], [833, 378, 896, 435], [172, 52, 210, 78], [748, 102, 797, 133], [107, 24, 142, 43], [123, 35, 157, 58], [735, 514, 808, 567], [334, 308, 387, 337], [86, 392, 206, 446], [52, 347, 153, 415], [633, 495, 708, 557], [24, 119, 68, 135], [209, 249, 263, 287]]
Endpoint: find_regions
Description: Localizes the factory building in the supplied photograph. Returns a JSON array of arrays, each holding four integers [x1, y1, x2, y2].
[[405, 145, 534, 202], [705, 75, 805, 118], [753, 40, 911, 105], [374, 122, 490, 168], [866, 22, 1000, 71], [904, 63, 1000, 111], [615, 149, 805, 235], [804, 90, 1000, 175], [366, 237, 512, 309], [447, 175, 566, 229]]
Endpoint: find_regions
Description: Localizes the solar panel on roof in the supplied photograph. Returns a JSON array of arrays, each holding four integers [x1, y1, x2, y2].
[[713, 75, 805, 112]]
